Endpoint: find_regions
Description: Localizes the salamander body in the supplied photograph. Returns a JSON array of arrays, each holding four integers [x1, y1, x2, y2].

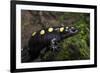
[[28, 26, 78, 61]]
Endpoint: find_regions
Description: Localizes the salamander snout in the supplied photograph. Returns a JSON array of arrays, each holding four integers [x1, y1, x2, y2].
[[69, 27, 78, 34]]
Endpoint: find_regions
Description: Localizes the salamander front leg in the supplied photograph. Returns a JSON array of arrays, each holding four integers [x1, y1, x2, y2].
[[50, 38, 60, 52]]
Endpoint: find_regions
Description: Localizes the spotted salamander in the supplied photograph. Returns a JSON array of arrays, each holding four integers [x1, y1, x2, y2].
[[27, 26, 78, 61]]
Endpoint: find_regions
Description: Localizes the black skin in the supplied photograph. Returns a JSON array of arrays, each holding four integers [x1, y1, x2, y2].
[[28, 26, 78, 62]]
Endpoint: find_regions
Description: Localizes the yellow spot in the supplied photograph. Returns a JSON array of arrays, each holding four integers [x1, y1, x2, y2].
[[48, 27, 53, 32], [32, 32, 36, 36], [65, 27, 68, 31], [71, 27, 74, 29], [40, 30, 45, 35], [60, 27, 64, 32], [66, 27, 68, 29]]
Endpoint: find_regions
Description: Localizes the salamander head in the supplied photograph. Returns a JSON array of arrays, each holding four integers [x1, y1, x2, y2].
[[60, 26, 79, 39]]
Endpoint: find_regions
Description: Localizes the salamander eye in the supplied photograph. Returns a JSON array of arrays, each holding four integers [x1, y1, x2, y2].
[[60, 27, 64, 32], [40, 30, 45, 35], [48, 27, 53, 32], [32, 32, 36, 36]]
